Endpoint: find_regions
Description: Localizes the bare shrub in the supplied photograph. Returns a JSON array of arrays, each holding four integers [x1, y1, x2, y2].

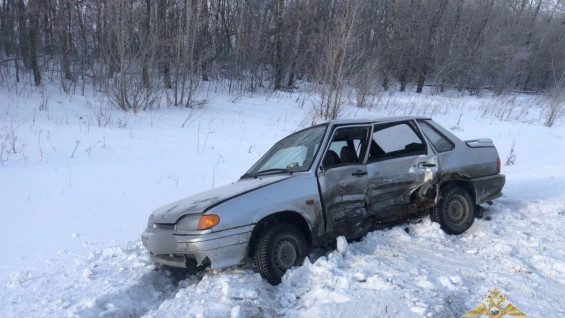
[[544, 71, 565, 127], [0, 131, 8, 163], [107, 74, 159, 112], [95, 106, 113, 128], [181, 103, 206, 128], [116, 117, 129, 129], [505, 141, 516, 166], [354, 62, 380, 109], [38, 93, 49, 111], [315, 1, 362, 120], [479, 97, 535, 124], [71, 140, 81, 158], [0, 118, 24, 162], [4, 118, 20, 155]]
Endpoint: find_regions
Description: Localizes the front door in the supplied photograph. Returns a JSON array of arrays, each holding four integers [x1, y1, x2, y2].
[[365, 120, 438, 220], [317, 125, 371, 238]]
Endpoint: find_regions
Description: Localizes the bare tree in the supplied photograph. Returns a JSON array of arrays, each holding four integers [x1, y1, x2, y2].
[[316, 0, 361, 120], [1, 0, 565, 105], [27, 0, 41, 85], [415, 0, 449, 93], [200, 0, 211, 81], [157, 0, 172, 89], [274, 0, 284, 89], [545, 68, 565, 127], [522, 0, 562, 90], [382, 0, 398, 91], [287, 0, 303, 88]]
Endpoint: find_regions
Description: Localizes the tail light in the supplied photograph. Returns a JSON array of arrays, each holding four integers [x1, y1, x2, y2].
[[497, 157, 501, 174]]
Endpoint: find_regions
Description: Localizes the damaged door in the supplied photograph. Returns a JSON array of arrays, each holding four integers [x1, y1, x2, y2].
[[365, 120, 438, 220], [317, 125, 371, 238]]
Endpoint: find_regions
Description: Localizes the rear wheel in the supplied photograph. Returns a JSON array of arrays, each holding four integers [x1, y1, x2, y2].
[[253, 223, 308, 285], [432, 185, 475, 235]]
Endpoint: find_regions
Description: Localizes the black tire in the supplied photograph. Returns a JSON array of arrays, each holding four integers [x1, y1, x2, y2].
[[432, 185, 475, 235], [253, 223, 308, 285]]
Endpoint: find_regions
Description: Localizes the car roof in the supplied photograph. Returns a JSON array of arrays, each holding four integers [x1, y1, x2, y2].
[[328, 116, 430, 126]]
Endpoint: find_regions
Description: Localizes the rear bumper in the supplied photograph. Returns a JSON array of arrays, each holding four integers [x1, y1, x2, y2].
[[141, 225, 254, 269], [471, 174, 505, 204]]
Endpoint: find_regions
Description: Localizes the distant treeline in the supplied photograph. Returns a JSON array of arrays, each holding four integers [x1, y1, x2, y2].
[[1, 0, 564, 106]]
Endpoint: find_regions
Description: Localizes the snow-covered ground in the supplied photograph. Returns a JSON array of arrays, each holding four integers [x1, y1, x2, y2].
[[1, 83, 564, 317]]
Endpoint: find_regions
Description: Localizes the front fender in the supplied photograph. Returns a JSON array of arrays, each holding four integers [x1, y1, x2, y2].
[[207, 173, 325, 239]]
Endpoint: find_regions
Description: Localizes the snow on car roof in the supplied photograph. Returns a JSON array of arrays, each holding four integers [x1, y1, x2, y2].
[[328, 116, 430, 125]]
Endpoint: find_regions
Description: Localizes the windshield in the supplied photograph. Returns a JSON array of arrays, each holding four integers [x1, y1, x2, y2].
[[244, 124, 327, 177]]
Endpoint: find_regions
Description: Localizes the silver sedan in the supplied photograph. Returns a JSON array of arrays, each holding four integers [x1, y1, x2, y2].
[[142, 117, 505, 284]]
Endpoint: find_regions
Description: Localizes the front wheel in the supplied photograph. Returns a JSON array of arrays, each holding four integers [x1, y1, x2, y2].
[[253, 223, 308, 285], [431, 185, 475, 235]]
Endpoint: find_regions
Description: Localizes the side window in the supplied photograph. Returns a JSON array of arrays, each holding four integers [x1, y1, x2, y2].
[[322, 126, 370, 168], [419, 121, 454, 153], [369, 122, 426, 161]]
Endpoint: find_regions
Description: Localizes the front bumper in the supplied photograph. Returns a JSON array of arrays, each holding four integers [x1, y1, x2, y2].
[[141, 225, 254, 269]]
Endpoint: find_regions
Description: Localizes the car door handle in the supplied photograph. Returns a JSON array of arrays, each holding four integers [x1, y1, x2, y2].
[[352, 170, 368, 177], [419, 162, 436, 168]]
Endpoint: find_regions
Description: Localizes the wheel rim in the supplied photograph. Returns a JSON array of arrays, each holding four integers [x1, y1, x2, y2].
[[446, 194, 470, 226], [274, 237, 298, 272]]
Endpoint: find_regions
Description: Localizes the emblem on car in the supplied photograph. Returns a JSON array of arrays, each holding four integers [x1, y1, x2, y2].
[[462, 289, 526, 317]]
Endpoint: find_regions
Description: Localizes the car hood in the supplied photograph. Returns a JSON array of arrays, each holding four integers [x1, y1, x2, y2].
[[151, 175, 293, 223]]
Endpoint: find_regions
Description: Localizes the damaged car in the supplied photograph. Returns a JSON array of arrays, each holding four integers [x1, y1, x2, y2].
[[142, 117, 505, 284]]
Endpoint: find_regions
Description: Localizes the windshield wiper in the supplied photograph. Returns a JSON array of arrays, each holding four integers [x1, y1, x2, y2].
[[242, 168, 293, 179]]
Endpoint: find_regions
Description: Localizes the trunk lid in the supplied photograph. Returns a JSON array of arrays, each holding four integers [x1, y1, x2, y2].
[[465, 138, 495, 148]]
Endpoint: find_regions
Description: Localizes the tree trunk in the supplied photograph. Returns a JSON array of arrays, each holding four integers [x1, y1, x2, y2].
[[287, 0, 303, 88], [462, 0, 495, 93], [416, 0, 449, 93], [399, 68, 408, 92], [16, 0, 29, 69], [382, 0, 398, 91], [158, 0, 172, 89], [439, 0, 464, 90], [0, 0, 14, 56], [72, 0, 88, 84], [28, 1, 41, 86], [200, 0, 211, 81], [105, 0, 121, 78], [142, 0, 151, 88], [522, 0, 561, 91], [398, 0, 421, 92], [60, 0, 72, 80], [274, 0, 284, 89]]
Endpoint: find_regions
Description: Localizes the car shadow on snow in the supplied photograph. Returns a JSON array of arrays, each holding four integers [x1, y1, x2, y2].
[[74, 266, 203, 318]]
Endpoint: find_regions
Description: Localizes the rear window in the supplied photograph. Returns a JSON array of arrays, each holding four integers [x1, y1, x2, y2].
[[419, 121, 454, 153]]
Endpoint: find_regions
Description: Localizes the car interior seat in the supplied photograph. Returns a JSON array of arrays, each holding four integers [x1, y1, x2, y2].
[[323, 150, 341, 167], [340, 146, 359, 164], [369, 140, 385, 160]]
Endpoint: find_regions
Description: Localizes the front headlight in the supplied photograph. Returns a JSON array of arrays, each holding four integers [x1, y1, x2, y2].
[[175, 214, 203, 231], [147, 215, 154, 228]]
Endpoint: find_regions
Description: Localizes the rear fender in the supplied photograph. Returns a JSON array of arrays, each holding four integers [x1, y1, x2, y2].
[[437, 174, 477, 203]]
